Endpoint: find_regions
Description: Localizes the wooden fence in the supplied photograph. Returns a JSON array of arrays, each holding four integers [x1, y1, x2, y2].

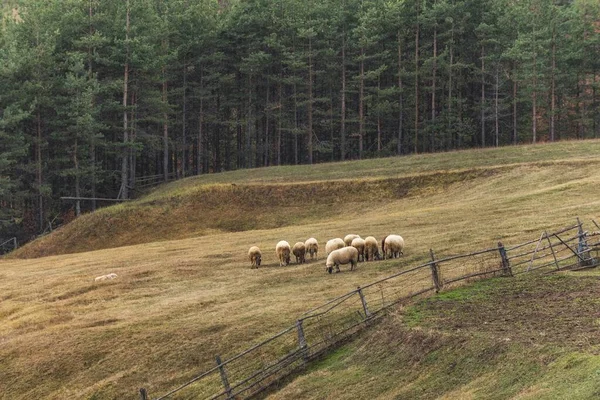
[[139, 218, 600, 400], [0, 237, 17, 255]]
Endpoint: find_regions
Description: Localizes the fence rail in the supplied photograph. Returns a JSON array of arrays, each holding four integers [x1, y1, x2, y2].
[[140, 218, 598, 400]]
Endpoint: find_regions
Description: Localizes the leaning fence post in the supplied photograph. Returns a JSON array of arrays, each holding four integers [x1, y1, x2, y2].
[[497, 242, 512, 276], [357, 286, 371, 319], [139, 388, 148, 400], [296, 319, 309, 362], [215, 355, 232, 399], [429, 249, 443, 293]]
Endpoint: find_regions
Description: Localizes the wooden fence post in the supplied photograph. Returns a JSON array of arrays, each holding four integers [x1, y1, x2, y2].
[[215, 355, 232, 399], [577, 217, 594, 267], [497, 242, 512, 276], [429, 249, 443, 293], [296, 319, 309, 362], [357, 287, 371, 319], [544, 232, 560, 270], [12, 237, 17, 250], [139, 388, 148, 400]]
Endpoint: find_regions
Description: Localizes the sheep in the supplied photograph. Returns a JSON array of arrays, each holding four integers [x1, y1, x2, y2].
[[344, 234, 361, 247], [94, 273, 117, 282], [326, 247, 359, 274], [292, 242, 306, 264], [351, 237, 366, 262], [364, 236, 381, 261], [325, 238, 345, 255], [383, 235, 405, 259], [276, 240, 291, 266], [248, 246, 262, 269], [304, 238, 319, 260]]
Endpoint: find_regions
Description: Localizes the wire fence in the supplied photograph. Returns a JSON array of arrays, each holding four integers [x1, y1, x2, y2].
[[140, 217, 599, 400]]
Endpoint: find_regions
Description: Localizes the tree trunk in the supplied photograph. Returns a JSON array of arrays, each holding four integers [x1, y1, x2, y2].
[[513, 75, 517, 144], [414, 2, 420, 154], [264, 81, 270, 167], [359, 46, 365, 160], [121, 0, 130, 199], [397, 31, 403, 155], [88, 0, 96, 211], [182, 60, 187, 177], [307, 36, 313, 164], [431, 18, 437, 151], [377, 75, 382, 152], [294, 83, 299, 165], [74, 138, 81, 216], [162, 63, 169, 181], [481, 45, 485, 147], [197, 70, 203, 174], [247, 74, 253, 168], [278, 78, 282, 165], [494, 66, 499, 147], [36, 109, 43, 230], [341, 34, 347, 160], [550, 26, 556, 142]]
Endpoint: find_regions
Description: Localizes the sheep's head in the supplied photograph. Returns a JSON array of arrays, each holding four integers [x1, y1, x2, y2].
[[285, 254, 291, 265], [257, 255, 262, 266]]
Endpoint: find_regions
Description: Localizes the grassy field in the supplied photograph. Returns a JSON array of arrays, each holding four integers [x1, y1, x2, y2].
[[2, 140, 600, 399], [269, 273, 600, 399]]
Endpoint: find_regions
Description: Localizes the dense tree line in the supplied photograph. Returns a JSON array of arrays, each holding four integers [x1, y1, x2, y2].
[[0, 0, 599, 243]]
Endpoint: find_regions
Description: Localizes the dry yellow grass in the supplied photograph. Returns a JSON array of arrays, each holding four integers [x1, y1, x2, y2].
[[3, 141, 600, 399]]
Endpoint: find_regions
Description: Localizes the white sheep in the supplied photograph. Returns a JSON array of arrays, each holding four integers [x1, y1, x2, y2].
[[326, 247, 359, 274], [383, 235, 405, 259], [94, 273, 117, 282], [276, 240, 291, 266], [304, 238, 319, 260], [292, 242, 306, 264], [351, 237, 366, 262], [248, 246, 262, 269], [344, 234, 361, 247], [364, 236, 381, 261], [325, 238, 345, 255]]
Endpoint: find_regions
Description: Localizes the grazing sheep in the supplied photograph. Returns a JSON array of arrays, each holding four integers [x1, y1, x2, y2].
[[364, 236, 381, 261], [325, 238, 345, 255], [326, 247, 359, 274], [248, 246, 262, 269], [344, 234, 361, 246], [276, 241, 291, 266], [384, 235, 405, 259], [351, 237, 366, 262], [305, 238, 319, 260], [292, 242, 306, 264], [94, 273, 117, 282]]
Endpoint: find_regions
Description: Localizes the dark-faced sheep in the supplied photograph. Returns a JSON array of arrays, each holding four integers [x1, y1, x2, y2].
[[276, 241, 291, 266], [248, 246, 262, 269], [326, 247, 359, 274], [292, 242, 306, 264], [351, 237, 366, 262], [364, 236, 381, 261], [344, 234, 361, 247], [325, 238, 345, 255], [383, 235, 405, 259], [305, 238, 319, 259]]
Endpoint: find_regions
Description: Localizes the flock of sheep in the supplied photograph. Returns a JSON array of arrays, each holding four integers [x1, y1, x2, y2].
[[248, 234, 405, 274]]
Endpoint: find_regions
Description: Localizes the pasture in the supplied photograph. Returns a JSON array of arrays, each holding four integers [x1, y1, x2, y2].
[[3, 140, 600, 398]]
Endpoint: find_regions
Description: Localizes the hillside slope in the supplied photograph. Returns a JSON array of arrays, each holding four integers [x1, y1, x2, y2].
[[269, 273, 600, 399], [11, 140, 600, 258], [2, 141, 600, 399]]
